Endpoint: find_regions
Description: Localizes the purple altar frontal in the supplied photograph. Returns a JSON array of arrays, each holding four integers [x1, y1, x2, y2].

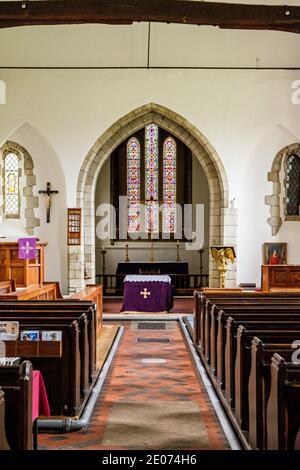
[[121, 278, 174, 313]]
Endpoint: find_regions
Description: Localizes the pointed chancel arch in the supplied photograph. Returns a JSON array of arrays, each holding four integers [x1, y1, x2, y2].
[[75, 103, 237, 291]]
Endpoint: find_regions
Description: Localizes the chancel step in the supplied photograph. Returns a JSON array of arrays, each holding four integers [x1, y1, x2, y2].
[[136, 338, 170, 343], [137, 322, 166, 330]]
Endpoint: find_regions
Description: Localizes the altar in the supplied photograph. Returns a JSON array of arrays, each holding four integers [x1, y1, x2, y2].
[[120, 275, 174, 313], [116, 261, 189, 290], [116, 261, 189, 276]]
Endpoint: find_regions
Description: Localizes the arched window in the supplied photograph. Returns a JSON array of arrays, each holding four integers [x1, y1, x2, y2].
[[145, 124, 159, 232], [4, 152, 20, 218], [163, 137, 177, 233], [1, 141, 40, 234], [111, 124, 192, 239], [285, 153, 300, 216], [128, 124, 175, 234], [127, 137, 141, 233]]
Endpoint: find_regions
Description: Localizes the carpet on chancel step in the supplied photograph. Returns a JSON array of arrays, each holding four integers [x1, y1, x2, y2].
[[38, 320, 230, 450]]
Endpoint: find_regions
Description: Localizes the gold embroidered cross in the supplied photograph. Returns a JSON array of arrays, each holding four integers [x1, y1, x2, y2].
[[140, 288, 151, 299]]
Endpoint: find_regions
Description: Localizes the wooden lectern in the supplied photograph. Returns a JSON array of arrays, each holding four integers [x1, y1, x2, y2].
[[261, 264, 300, 291], [0, 242, 47, 288]]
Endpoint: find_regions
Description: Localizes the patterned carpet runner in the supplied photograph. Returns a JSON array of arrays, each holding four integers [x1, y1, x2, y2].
[[38, 320, 229, 450]]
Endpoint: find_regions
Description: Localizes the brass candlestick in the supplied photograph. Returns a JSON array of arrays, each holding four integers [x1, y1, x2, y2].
[[150, 238, 154, 262], [124, 242, 130, 262], [211, 246, 236, 288], [176, 240, 181, 262], [198, 248, 204, 275], [101, 246, 106, 276]]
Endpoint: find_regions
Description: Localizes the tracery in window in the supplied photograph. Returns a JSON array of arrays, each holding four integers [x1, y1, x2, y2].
[[112, 124, 191, 239], [145, 124, 159, 233], [163, 137, 177, 233], [127, 137, 141, 233]]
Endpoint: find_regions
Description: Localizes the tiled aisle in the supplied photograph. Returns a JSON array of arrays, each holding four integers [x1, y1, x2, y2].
[[39, 321, 230, 450]]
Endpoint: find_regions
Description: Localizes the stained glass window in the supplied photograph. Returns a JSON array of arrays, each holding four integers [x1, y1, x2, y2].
[[145, 124, 159, 232], [285, 153, 300, 216], [126, 125, 178, 235], [127, 137, 141, 232], [4, 152, 19, 217], [163, 137, 177, 232]]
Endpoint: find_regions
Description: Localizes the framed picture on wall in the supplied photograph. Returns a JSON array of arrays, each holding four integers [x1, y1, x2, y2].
[[263, 243, 287, 265]]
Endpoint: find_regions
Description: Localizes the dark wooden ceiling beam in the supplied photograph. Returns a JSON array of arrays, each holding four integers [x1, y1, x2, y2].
[[0, 0, 299, 34]]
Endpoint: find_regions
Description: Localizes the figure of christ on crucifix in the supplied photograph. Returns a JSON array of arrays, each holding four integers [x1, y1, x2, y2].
[[39, 182, 59, 223]]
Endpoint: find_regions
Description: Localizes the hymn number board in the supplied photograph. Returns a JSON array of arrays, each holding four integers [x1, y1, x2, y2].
[[68, 209, 82, 246]]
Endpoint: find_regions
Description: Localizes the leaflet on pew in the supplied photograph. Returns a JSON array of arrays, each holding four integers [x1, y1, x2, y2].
[[0, 321, 62, 341]]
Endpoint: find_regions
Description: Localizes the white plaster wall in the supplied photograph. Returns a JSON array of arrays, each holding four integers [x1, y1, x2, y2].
[[0, 23, 300, 287], [1, 22, 300, 68]]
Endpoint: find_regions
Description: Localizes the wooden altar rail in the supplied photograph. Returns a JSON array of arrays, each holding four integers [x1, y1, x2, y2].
[[96, 273, 209, 296]]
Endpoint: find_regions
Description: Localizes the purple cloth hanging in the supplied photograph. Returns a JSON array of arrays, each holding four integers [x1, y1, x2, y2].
[[18, 238, 37, 260], [121, 281, 173, 312]]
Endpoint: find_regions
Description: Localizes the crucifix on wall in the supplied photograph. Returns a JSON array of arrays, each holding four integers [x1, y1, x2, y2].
[[39, 182, 59, 223]]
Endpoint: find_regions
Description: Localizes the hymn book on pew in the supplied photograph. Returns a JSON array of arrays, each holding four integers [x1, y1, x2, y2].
[[0, 322, 63, 342], [0, 357, 20, 366], [0, 321, 19, 341], [20, 330, 62, 341]]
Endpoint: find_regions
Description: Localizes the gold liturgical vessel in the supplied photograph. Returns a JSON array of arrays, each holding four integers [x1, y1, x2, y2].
[[210, 246, 236, 288]]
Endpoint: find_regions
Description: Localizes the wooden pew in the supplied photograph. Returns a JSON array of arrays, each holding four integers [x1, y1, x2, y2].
[[0, 281, 63, 300], [266, 354, 300, 449], [224, 316, 300, 406], [194, 291, 300, 449], [201, 301, 300, 373], [68, 284, 103, 336], [0, 300, 98, 416], [0, 301, 97, 383], [247, 337, 295, 449], [0, 279, 15, 295], [0, 361, 33, 450], [3, 319, 81, 417], [194, 290, 300, 351], [234, 327, 298, 427], [214, 307, 300, 388], [0, 387, 10, 450], [204, 298, 300, 359], [0, 315, 92, 415]]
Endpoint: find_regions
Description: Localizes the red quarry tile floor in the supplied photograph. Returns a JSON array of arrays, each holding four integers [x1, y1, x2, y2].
[[38, 321, 229, 450]]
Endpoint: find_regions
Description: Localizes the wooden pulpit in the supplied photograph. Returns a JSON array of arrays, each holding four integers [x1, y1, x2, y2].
[[0, 242, 47, 288]]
